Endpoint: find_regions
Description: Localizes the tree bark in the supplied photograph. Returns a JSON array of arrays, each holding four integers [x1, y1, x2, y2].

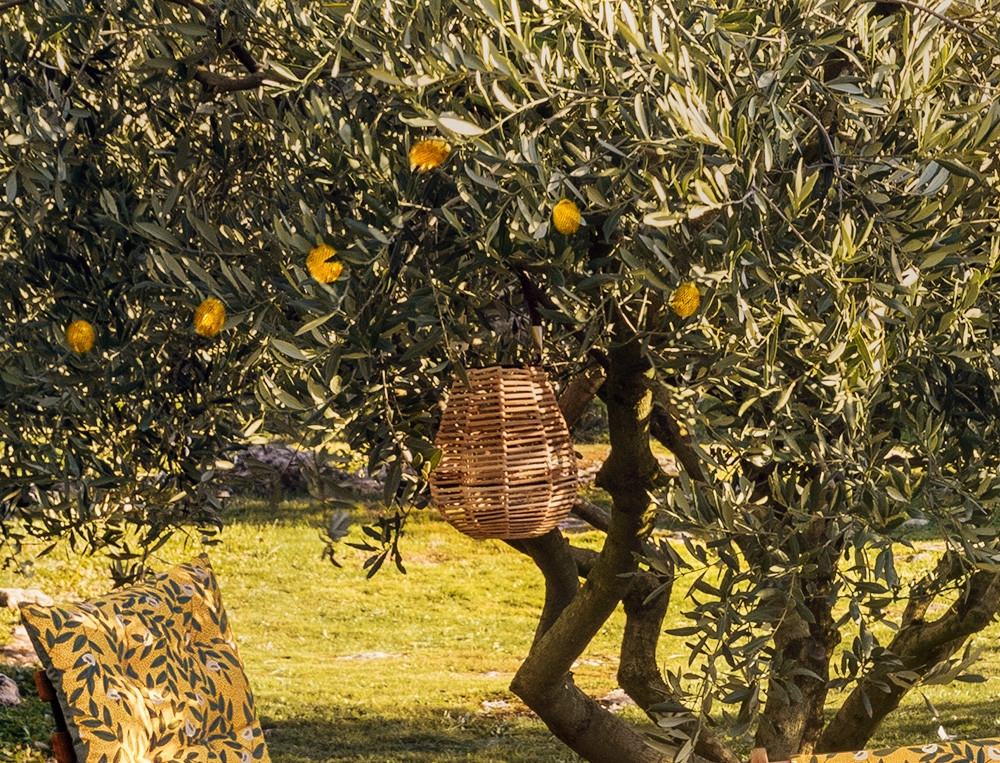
[[558, 365, 605, 432], [510, 356, 737, 762], [510, 505, 670, 762], [572, 496, 611, 532], [508, 530, 580, 646], [754, 584, 838, 758], [510, 341, 672, 762], [193, 68, 278, 93], [537, 540, 738, 763], [816, 565, 1000, 753], [517, 676, 678, 763], [754, 518, 840, 760], [619, 560, 741, 763]]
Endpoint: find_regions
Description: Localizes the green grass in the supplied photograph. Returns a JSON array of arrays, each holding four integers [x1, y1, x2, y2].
[[2, 496, 1000, 761], [0, 500, 630, 761]]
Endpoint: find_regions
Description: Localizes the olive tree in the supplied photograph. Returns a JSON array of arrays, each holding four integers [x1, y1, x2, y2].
[[2, 0, 1000, 760]]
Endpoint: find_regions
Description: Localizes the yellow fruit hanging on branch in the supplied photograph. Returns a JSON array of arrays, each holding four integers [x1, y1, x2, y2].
[[409, 139, 451, 173], [306, 244, 343, 283], [552, 199, 581, 235], [194, 297, 226, 337], [66, 320, 95, 353], [671, 282, 701, 318]]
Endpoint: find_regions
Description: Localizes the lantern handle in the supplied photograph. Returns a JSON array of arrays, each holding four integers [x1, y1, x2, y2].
[[511, 262, 545, 365]]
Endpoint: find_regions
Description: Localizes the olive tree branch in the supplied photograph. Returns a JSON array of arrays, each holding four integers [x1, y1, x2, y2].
[[749, 182, 827, 257], [193, 68, 294, 93], [889, 0, 998, 50], [791, 102, 844, 215], [643, 377, 707, 484], [227, 43, 262, 74], [162, 0, 264, 75], [572, 497, 611, 532]]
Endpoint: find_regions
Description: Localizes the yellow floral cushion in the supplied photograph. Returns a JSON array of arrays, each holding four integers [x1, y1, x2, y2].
[[792, 739, 1000, 763], [21, 555, 270, 763]]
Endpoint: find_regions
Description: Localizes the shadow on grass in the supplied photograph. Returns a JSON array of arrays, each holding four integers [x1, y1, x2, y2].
[[7, 663, 1000, 763], [261, 708, 581, 763], [222, 495, 353, 529], [0, 666, 57, 762], [0, 667, 576, 763], [867, 694, 1000, 750]]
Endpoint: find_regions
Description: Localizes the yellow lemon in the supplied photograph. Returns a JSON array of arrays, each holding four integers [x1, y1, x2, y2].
[[307, 244, 344, 283], [671, 282, 701, 318], [66, 320, 95, 353], [409, 139, 451, 172], [552, 199, 581, 235], [194, 297, 226, 338]]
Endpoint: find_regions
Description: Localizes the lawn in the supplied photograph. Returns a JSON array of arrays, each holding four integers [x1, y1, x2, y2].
[[3, 485, 1000, 761]]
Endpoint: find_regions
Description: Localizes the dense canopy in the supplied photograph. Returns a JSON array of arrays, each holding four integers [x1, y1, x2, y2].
[[2, 0, 999, 759]]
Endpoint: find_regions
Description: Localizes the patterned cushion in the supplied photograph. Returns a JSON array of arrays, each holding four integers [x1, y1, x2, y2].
[[792, 739, 1000, 763], [21, 555, 270, 763]]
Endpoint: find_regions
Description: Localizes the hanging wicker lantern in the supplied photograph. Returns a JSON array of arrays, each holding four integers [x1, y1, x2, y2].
[[430, 366, 578, 540]]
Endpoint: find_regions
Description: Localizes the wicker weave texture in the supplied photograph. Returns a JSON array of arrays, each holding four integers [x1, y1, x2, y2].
[[430, 367, 578, 540]]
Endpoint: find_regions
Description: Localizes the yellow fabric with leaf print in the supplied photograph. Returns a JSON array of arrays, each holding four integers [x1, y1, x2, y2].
[[21, 555, 269, 763], [791, 739, 1000, 763]]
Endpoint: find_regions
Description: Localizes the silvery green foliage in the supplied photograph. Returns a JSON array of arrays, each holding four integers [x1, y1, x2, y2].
[[1, 0, 999, 745]]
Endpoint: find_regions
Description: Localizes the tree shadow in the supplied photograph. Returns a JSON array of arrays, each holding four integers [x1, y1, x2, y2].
[[260, 706, 581, 762], [0, 665, 575, 762], [842, 692, 1000, 751]]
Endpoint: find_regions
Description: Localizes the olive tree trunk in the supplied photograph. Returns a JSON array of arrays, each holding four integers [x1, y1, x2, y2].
[[817, 558, 1000, 752], [753, 517, 840, 760], [509, 340, 684, 763]]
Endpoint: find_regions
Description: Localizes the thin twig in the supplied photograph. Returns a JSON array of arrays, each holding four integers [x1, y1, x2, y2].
[[163, 0, 263, 74], [750, 182, 827, 257], [193, 68, 294, 93], [611, 298, 640, 336], [0, 0, 28, 12], [429, 275, 459, 369], [792, 103, 844, 216], [888, 0, 998, 50]]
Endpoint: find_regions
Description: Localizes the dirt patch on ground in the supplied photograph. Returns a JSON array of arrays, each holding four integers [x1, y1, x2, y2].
[[404, 540, 468, 566], [479, 688, 634, 718]]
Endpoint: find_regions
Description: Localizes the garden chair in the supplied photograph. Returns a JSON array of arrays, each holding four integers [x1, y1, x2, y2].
[[20, 555, 270, 763], [33, 669, 74, 762], [750, 738, 1000, 762]]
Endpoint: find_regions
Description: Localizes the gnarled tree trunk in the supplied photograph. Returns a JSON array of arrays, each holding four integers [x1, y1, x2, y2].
[[509, 340, 683, 762], [754, 517, 840, 760], [816, 559, 1000, 753]]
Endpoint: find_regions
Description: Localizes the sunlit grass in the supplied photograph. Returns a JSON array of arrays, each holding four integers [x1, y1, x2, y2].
[[0, 500, 630, 761], [2, 494, 1000, 760]]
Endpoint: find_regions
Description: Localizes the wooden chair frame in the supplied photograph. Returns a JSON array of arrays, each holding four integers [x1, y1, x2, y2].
[[34, 670, 75, 763]]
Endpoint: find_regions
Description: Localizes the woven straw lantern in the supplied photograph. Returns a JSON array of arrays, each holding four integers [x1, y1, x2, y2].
[[430, 367, 578, 540]]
